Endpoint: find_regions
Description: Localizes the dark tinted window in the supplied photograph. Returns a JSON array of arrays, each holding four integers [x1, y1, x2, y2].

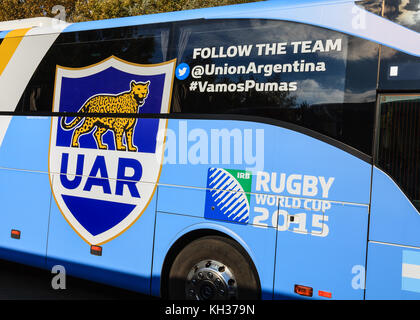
[[384, 0, 420, 33], [355, 0, 383, 16], [378, 0, 420, 91], [171, 19, 378, 155], [378, 48, 420, 91], [17, 24, 170, 113], [19, 19, 378, 156], [377, 95, 420, 210]]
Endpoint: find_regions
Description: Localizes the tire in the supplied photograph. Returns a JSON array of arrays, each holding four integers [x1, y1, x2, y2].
[[167, 235, 260, 300]]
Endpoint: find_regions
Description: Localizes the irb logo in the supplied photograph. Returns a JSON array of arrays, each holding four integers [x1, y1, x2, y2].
[[49, 56, 175, 245], [204, 168, 252, 224]]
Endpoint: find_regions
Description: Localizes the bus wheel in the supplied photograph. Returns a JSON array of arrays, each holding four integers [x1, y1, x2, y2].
[[167, 235, 259, 300]]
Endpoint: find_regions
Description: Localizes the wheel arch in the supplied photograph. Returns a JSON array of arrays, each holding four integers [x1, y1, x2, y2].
[[160, 226, 261, 299]]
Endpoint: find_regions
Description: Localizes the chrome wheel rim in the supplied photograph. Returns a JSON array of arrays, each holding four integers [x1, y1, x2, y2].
[[185, 259, 238, 300]]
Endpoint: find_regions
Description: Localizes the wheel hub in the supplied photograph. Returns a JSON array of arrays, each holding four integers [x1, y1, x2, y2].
[[186, 260, 237, 300]]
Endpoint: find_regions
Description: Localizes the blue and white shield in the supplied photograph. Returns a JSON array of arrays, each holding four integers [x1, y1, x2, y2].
[[49, 56, 176, 245]]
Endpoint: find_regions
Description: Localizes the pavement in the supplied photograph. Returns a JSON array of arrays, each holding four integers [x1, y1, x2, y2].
[[0, 258, 155, 300]]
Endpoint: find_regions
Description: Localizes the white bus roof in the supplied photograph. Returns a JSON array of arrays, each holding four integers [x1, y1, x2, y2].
[[0, 17, 64, 31]]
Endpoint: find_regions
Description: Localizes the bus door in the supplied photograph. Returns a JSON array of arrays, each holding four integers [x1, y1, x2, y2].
[[367, 94, 420, 299]]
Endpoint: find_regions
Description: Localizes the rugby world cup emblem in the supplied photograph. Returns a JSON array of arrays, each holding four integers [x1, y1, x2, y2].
[[204, 168, 252, 224], [49, 56, 176, 245]]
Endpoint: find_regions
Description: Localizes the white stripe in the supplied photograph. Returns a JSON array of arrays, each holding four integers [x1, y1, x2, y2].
[[238, 213, 249, 222], [208, 170, 218, 180], [233, 206, 248, 220], [157, 182, 368, 207], [211, 189, 221, 198], [402, 263, 420, 280], [213, 174, 228, 189], [370, 240, 420, 250], [0, 26, 67, 148], [227, 199, 245, 217], [221, 191, 241, 209], [0, 27, 67, 112], [219, 177, 234, 191], [209, 170, 223, 185], [226, 197, 244, 213], [215, 180, 235, 202], [0, 115, 12, 148], [220, 190, 234, 204]]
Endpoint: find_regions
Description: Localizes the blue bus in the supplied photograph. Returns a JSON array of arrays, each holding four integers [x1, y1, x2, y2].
[[0, 0, 418, 300]]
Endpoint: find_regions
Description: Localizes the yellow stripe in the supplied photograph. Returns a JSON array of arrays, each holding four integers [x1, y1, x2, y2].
[[0, 28, 31, 76]]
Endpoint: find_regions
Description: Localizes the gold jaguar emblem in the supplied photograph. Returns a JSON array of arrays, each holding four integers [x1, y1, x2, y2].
[[61, 80, 150, 152]]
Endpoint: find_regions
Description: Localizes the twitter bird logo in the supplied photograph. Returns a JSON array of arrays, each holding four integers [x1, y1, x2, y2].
[[176, 63, 190, 80], [178, 67, 187, 76]]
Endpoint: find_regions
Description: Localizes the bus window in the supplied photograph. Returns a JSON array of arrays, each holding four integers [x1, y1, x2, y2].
[[17, 25, 170, 113], [377, 95, 420, 210], [384, 0, 420, 33], [378, 0, 420, 91], [171, 19, 378, 156]]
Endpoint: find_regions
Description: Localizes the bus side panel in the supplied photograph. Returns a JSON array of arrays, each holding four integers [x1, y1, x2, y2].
[[274, 203, 368, 299], [366, 167, 420, 299], [0, 116, 51, 268], [155, 118, 371, 299], [157, 185, 205, 217], [46, 181, 157, 294], [0, 169, 51, 268], [369, 167, 420, 247], [0, 115, 50, 172], [269, 135, 371, 300], [366, 242, 420, 299], [151, 209, 277, 299]]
